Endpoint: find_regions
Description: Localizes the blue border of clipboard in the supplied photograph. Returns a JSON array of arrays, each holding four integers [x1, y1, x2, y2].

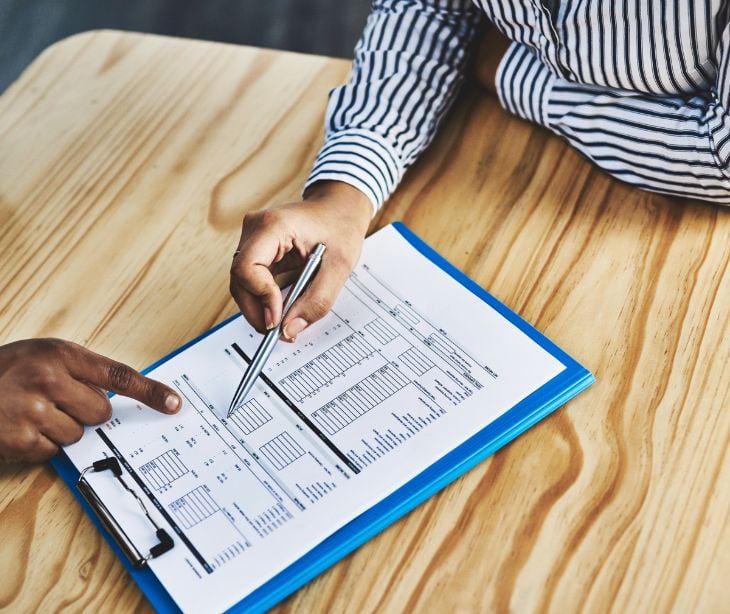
[[51, 222, 594, 613]]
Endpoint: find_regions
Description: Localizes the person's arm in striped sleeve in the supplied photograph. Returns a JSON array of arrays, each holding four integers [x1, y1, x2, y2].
[[305, 0, 483, 214], [497, 25, 730, 204], [229, 0, 483, 340]]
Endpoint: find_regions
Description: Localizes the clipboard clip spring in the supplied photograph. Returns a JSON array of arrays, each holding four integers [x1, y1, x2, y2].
[[76, 457, 174, 568]]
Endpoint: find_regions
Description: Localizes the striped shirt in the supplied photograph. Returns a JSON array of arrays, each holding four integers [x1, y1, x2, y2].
[[305, 0, 730, 213]]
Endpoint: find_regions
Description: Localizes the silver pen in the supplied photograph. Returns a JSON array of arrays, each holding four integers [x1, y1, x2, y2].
[[227, 243, 326, 417]]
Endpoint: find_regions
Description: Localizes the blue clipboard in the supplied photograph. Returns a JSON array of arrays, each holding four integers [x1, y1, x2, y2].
[[51, 222, 594, 613]]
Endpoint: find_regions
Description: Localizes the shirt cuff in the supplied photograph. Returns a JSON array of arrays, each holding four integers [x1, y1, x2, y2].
[[496, 41, 555, 129], [304, 129, 403, 216]]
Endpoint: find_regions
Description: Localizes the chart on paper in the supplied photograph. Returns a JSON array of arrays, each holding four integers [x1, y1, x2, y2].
[[65, 225, 566, 613]]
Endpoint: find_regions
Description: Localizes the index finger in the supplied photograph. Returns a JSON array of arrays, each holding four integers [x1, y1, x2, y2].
[[62, 343, 181, 414], [230, 230, 286, 330]]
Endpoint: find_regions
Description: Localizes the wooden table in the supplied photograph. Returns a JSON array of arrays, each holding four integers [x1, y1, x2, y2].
[[1, 30, 728, 613]]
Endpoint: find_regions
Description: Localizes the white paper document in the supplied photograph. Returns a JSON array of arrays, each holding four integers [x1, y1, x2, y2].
[[65, 225, 566, 612]]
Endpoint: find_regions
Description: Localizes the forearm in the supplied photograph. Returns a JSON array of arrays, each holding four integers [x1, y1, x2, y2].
[[305, 0, 483, 214], [547, 85, 730, 202], [498, 43, 730, 203]]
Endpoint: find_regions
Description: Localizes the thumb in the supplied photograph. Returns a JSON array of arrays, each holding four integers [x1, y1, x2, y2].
[[281, 253, 350, 341], [65, 344, 181, 414]]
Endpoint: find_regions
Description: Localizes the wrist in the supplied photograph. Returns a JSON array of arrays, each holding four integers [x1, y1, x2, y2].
[[303, 180, 373, 231]]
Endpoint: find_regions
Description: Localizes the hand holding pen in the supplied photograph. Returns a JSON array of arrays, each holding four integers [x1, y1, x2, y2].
[[229, 182, 372, 341], [228, 243, 326, 415]]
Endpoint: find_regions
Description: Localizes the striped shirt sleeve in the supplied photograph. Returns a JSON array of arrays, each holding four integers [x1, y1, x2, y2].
[[498, 27, 730, 204], [305, 0, 483, 215]]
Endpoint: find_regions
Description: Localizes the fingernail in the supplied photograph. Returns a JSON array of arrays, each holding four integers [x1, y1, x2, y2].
[[283, 317, 308, 340], [165, 394, 181, 413], [264, 306, 276, 330]]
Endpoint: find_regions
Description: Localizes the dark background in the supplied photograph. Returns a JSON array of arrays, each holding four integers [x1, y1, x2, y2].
[[0, 0, 371, 92]]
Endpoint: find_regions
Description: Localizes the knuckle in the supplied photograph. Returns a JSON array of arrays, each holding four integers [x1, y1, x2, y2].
[[89, 401, 113, 425], [258, 209, 281, 227], [329, 249, 349, 266], [106, 363, 135, 392], [101, 403, 113, 422], [306, 295, 333, 321], [26, 399, 51, 422], [241, 210, 271, 233], [36, 337, 73, 361], [36, 337, 63, 353], [13, 427, 40, 454], [229, 255, 251, 280], [241, 211, 259, 226], [330, 249, 356, 273], [29, 363, 60, 389], [30, 440, 58, 462], [69, 424, 84, 444]]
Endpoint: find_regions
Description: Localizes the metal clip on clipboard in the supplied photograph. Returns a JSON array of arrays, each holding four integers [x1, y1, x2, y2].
[[76, 457, 174, 568]]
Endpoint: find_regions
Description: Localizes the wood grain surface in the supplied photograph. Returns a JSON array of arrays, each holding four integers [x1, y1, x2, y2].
[[0, 30, 728, 613]]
